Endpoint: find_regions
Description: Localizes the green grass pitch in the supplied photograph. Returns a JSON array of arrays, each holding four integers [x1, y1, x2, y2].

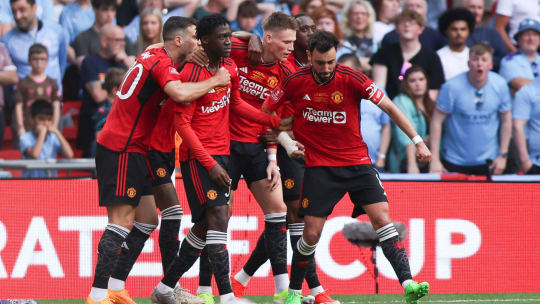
[[37, 293, 540, 304]]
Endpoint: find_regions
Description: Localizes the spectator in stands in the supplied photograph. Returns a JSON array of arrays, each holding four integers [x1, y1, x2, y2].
[[298, 0, 325, 16], [426, 0, 445, 29], [338, 53, 390, 172], [494, 0, 540, 53], [230, 0, 272, 39], [59, 0, 94, 43], [263, 0, 295, 16], [0, 42, 18, 150], [92, 66, 124, 137], [430, 43, 512, 176], [136, 7, 162, 55], [499, 18, 540, 94], [371, 9, 444, 100], [0, 0, 56, 27], [513, 77, 540, 175], [371, 0, 400, 46], [2, 0, 67, 91], [192, 0, 232, 21], [436, 8, 475, 80], [14, 43, 61, 139], [381, 0, 447, 51], [77, 24, 129, 157], [462, 0, 507, 71], [336, 0, 375, 74], [20, 99, 73, 178], [388, 65, 432, 173], [312, 6, 343, 39]]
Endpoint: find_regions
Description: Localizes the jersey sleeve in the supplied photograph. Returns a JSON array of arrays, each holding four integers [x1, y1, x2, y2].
[[345, 67, 385, 105], [230, 37, 249, 67], [152, 59, 183, 88]]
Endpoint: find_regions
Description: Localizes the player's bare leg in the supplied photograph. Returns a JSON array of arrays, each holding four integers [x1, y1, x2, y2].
[[362, 202, 429, 304], [87, 203, 136, 304], [109, 195, 159, 304]]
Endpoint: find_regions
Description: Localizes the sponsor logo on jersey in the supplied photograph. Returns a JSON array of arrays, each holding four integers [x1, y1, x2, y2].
[[207, 190, 218, 200], [301, 198, 309, 208], [156, 168, 167, 178], [267, 76, 278, 88], [201, 88, 231, 114], [127, 187, 137, 198], [331, 91, 344, 104], [284, 178, 295, 189], [239, 75, 270, 100], [302, 107, 347, 124]]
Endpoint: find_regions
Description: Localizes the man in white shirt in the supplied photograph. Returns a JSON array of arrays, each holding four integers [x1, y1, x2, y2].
[[494, 0, 540, 52], [436, 8, 475, 80]]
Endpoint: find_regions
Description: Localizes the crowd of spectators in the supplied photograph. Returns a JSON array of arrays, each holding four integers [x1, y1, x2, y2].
[[0, 0, 538, 176]]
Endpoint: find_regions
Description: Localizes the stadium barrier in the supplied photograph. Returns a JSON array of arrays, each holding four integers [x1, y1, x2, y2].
[[0, 179, 538, 299]]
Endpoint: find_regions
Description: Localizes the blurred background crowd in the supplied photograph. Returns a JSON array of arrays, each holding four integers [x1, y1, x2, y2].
[[0, 0, 538, 177]]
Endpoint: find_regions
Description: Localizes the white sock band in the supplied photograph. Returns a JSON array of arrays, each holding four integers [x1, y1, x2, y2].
[[376, 223, 399, 242]]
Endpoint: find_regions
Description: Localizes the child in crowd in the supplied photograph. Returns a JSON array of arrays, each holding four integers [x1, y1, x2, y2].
[[20, 99, 73, 178], [14, 43, 61, 137], [91, 67, 125, 139]]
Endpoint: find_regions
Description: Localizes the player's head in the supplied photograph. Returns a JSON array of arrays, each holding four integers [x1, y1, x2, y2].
[[104, 67, 126, 96], [467, 42, 493, 82], [197, 14, 232, 59], [262, 12, 298, 62], [163, 16, 198, 56], [294, 14, 316, 52], [30, 99, 53, 130], [308, 31, 339, 83]]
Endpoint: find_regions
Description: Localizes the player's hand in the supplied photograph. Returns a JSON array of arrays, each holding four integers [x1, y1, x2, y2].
[[209, 164, 232, 189], [491, 156, 507, 175], [429, 159, 447, 173], [247, 35, 263, 66], [415, 141, 431, 163], [187, 47, 209, 67], [291, 141, 305, 159], [279, 116, 293, 131], [214, 67, 231, 87], [258, 129, 278, 146], [266, 160, 280, 191]]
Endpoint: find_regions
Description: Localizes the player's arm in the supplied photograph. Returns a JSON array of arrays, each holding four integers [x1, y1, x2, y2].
[[377, 96, 431, 163], [164, 67, 231, 104]]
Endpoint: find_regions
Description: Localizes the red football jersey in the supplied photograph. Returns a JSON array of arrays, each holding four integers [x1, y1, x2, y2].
[[286, 53, 306, 71], [264, 64, 385, 167], [230, 37, 294, 142], [148, 100, 175, 153], [98, 48, 181, 153]]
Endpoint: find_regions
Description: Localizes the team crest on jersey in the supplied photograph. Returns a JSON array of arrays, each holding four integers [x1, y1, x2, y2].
[[156, 168, 167, 178], [127, 187, 137, 198], [284, 178, 295, 189], [301, 198, 309, 208], [267, 76, 278, 88], [331, 91, 344, 104], [207, 190, 218, 200]]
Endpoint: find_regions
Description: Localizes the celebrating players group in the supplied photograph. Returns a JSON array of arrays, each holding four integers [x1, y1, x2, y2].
[[87, 11, 432, 304]]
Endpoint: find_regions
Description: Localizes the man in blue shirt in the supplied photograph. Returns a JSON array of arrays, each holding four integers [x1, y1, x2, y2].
[[1, 0, 67, 92], [430, 43, 512, 175], [513, 78, 540, 174], [59, 0, 94, 43], [499, 18, 540, 94]]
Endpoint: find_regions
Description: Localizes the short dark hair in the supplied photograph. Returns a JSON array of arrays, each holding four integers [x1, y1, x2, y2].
[[394, 9, 424, 27], [91, 0, 116, 9], [196, 14, 229, 40], [30, 99, 53, 117], [262, 12, 298, 32], [163, 16, 197, 41], [469, 42, 493, 56], [10, 0, 35, 6], [104, 67, 126, 93], [28, 43, 48, 60], [438, 8, 475, 37], [308, 31, 339, 53], [238, 0, 260, 18]]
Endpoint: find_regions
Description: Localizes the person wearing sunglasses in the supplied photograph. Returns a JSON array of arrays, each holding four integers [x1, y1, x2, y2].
[[499, 18, 540, 94], [430, 43, 512, 176]]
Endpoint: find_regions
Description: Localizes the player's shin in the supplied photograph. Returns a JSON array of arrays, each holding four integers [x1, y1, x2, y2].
[[289, 237, 317, 293], [159, 205, 183, 272], [162, 230, 205, 288], [264, 212, 289, 294], [198, 247, 213, 293], [205, 230, 234, 298], [376, 223, 413, 287]]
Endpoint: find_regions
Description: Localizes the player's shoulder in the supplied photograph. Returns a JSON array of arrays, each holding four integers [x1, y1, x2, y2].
[[231, 36, 248, 48], [278, 59, 295, 76], [335, 63, 370, 84], [222, 57, 237, 71], [282, 66, 311, 88], [138, 47, 171, 66]]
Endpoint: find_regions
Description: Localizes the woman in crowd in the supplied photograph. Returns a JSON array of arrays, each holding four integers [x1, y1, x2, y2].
[[311, 6, 343, 40], [388, 65, 433, 173], [137, 7, 163, 55], [337, 0, 377, 74], [371, 0, 401, 45], [298, 0, 326, 16]]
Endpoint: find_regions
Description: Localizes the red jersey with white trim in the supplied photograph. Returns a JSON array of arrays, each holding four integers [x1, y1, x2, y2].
[[264, 63, 385, 167], [230, 37, 294, 142], [98, 48, 180, 153]]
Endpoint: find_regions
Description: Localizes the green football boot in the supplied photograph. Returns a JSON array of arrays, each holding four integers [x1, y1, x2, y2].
[[404, 281, 429, 304], [284, 291, 303, 304]]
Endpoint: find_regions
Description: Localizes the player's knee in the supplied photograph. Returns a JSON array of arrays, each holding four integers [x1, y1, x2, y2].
[[205, 205, 229, 231], [302, 228, 321, 245], [370, 213, 392, 229]]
